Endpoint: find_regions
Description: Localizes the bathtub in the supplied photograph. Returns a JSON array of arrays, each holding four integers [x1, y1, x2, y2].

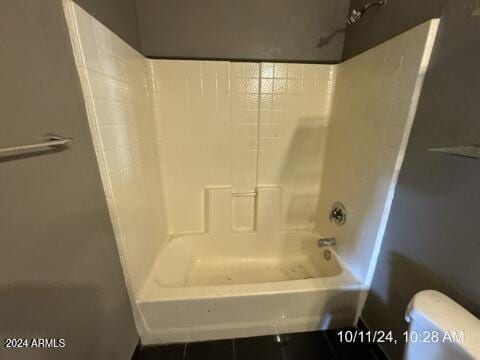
[[137, 230, 366, 344]]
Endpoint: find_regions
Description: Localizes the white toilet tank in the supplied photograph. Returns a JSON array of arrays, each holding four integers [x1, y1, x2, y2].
[[404, 290, 480, 360]]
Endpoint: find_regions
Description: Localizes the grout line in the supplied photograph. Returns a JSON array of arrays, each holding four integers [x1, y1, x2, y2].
[[323, 331, 340, 360], [279, 339, 288, 360], [232, 338, 236, 360], [182, 343, 187, 360], [254, 63, 262, 190], [369, 347, 381, 360]]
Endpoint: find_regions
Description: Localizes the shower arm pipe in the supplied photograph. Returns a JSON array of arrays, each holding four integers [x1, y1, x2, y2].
[[362, 0, 386, 12]]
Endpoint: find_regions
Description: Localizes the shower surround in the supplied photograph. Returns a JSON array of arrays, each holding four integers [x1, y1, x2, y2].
[[63, 0, 439, 344], [149, 59, 335, 234]]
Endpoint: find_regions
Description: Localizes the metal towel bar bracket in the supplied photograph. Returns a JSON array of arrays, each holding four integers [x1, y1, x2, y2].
[[0, 134, 73, 155]]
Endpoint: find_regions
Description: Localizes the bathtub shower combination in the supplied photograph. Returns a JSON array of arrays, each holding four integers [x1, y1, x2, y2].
[[63, 0, 439, 344], [138, 187, 363, 342]]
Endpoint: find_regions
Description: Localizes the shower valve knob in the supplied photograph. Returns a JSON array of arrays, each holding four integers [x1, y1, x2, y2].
[[329, 202, 346, 225]]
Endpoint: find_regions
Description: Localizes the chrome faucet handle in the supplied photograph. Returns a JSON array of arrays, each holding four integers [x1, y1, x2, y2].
[[329, 202, 346, 225]]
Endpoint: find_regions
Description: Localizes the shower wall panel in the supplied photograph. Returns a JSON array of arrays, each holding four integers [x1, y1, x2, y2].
[[64, 1, 169, 295], [315, 20, 440, 284], [149, 61, 337, 235], [148, 61, 261, 233], [258, 63, 336, 230]]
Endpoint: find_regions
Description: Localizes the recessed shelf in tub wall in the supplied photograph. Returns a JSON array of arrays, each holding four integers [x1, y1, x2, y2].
[[428, 146, 480, 159]]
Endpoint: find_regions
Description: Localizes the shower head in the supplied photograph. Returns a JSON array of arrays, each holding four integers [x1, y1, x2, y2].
[[346, 0, 387, 26]]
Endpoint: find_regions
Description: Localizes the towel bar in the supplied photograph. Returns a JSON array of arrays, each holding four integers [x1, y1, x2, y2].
[[0, 134, 72, 155], [428, 146, 480, 159]]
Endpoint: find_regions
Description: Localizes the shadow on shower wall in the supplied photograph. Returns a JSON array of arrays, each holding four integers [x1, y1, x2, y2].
[[317, 28, 346, 50], [278, 116, 330, 229]]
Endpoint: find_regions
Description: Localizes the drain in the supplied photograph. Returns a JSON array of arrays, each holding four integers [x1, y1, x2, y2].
[[324, 249, 332, 261]]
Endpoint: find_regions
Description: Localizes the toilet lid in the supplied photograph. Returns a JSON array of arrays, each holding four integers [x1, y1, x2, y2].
[[405, 290, 480, 359]]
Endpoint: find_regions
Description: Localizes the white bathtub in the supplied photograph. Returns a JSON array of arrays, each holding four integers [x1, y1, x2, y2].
[[137, 230, 366, 344]]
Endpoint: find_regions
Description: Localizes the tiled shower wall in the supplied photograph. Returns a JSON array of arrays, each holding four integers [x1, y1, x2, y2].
[[149, 62, 336, 234], [315, 20, 439, 284], [64, 1, 169, 294], [258, 63, 336, 229], [148, 61, 261, 233]]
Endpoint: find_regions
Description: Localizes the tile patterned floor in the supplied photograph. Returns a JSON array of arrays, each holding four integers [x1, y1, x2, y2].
[[132, 327, 388, 360]]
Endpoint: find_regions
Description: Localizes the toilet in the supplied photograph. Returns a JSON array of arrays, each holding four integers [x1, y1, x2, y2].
[[404, 290, 480, 360]]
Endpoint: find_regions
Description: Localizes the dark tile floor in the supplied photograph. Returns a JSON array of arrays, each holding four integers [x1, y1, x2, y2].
[[132, 327, 388, 360]]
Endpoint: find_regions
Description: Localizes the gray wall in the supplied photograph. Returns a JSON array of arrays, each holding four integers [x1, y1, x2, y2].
[[342, 0, 480, 59], [74, 0, 141, 51], [0, 1, 138, 359], [362, 14, 480, 360], [136, 0, 350, 62], [343, 0, 443, 59]]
